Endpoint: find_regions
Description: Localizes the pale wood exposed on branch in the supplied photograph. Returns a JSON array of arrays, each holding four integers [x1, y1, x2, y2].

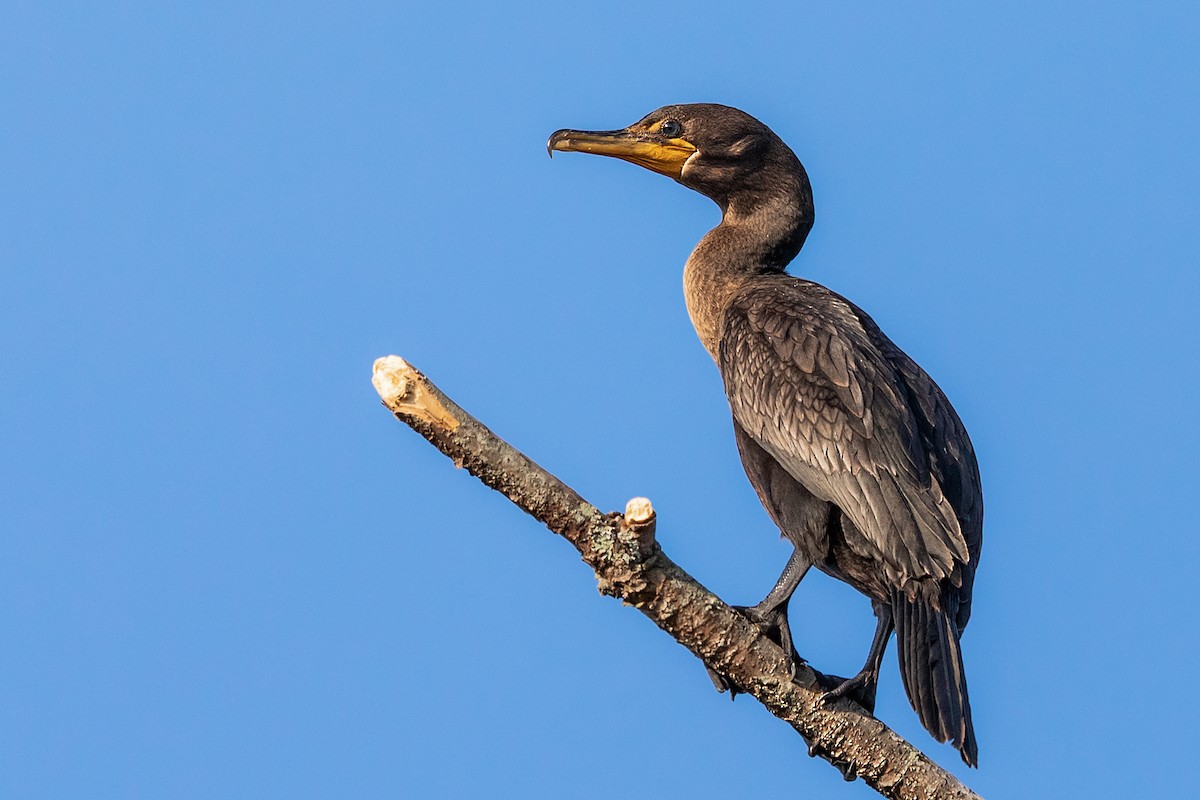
[[372, 355, 982, 800]]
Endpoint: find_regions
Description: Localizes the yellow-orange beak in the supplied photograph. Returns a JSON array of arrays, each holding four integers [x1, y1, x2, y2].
[[547, 127, 697, 180]]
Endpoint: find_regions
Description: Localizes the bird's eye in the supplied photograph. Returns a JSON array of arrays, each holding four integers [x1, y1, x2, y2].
[[660, 119, 682, 138]]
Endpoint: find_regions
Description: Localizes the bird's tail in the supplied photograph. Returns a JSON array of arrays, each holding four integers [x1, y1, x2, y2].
[[892, 588, 978, 767]]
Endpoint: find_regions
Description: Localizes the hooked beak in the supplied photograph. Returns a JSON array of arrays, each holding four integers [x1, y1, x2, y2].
[[547, 127, 697, 180]]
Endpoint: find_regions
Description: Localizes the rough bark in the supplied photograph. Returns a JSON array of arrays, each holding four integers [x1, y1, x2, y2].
[[372, 355, 982, 800]]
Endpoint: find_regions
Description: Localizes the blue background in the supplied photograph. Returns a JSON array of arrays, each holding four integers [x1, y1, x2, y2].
[[4, 2, 1198, 797]]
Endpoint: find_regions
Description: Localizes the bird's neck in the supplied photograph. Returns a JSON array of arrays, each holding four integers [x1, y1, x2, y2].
[[683, 193, 812, 361]]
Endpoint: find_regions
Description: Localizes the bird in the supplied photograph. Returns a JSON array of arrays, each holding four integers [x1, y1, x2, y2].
[[548, 103, 983, 766]]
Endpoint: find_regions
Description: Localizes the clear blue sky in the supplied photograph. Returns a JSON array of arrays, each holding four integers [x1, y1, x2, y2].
[[3, 2, 1198, 797]]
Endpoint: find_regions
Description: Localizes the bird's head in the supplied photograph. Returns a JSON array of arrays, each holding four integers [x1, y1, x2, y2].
[[548, 103, 810, 215]]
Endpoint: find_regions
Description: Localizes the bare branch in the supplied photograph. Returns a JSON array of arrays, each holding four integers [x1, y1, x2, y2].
[[372, 355, 982, 800]]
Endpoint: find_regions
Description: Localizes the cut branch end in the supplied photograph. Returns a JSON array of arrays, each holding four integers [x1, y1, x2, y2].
[[621, 496, 658, 549], [624, 496, 655, 524], [373, 355, 459, 431]]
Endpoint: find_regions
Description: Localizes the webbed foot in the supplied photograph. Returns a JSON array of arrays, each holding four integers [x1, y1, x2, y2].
[[705, 601, 804, 699], [735, 602, 803, 679], [816, 668, 879, 714]]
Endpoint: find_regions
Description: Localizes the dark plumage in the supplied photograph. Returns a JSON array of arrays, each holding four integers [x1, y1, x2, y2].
[[549, 103, 983, 766]]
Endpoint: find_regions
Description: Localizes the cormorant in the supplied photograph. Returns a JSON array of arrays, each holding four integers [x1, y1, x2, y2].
[[548, 104, 983, 766]]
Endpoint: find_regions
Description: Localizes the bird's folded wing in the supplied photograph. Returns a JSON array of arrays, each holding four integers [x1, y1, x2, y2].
[[719, 281, 970, 590]]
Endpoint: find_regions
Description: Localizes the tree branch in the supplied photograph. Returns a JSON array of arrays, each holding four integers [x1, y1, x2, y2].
[[372, 355, 982, 800]]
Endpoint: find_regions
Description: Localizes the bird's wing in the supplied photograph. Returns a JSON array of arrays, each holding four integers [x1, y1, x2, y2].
[[719, 279, 970, 590], [873, 331, 984, 626]]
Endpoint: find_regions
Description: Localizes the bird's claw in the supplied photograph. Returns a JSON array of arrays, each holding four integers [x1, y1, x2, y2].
[[704, 603, 805, 698], [732, 603, 804, 680], [815, 670, 878, 714], [705, 664, 740, 699]]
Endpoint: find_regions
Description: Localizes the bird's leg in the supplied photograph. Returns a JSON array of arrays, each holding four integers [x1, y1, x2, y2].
[[739, 548, 811, 669], [820, 601, 893, 713], [707, 548, 811, 696]]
